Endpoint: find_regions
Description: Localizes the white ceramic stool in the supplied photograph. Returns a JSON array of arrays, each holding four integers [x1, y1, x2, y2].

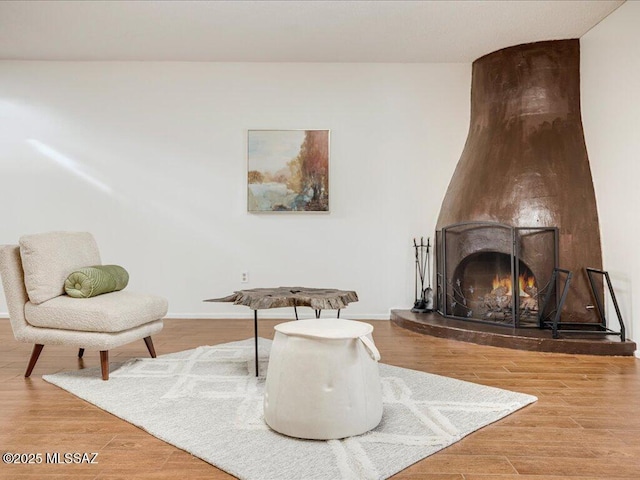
[[264, 318, 383, 440]]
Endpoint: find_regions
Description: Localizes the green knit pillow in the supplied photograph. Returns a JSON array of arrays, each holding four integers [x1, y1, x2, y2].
[[64, 265, 129, 298]]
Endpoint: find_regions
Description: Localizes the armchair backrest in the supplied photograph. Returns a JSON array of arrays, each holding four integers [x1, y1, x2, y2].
[[0, 245, 31, 340], [19, 232, 101, 305]]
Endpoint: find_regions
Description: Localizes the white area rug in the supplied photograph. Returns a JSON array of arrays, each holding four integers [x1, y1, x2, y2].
[[43, 338, 536, 480]]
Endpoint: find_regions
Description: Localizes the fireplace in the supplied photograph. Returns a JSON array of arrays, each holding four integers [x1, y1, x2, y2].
[[435, 39, 603, 325], [436, 222, 557, 327], [391, 39, 635, 355]]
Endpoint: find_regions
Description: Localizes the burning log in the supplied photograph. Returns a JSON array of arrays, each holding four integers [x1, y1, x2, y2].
[[521, 284, 538, 311], [520, 296, 537, 311], [484, 285, 511, 310], [484, 279, 539, 313]]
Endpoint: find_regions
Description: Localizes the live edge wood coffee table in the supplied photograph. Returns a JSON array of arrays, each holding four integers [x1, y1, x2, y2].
[[204, 287, 358, 376]]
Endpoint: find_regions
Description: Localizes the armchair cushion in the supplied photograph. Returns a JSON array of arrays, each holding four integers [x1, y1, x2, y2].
[[25, 291, 168, 333], [20, 232, 101, 305]]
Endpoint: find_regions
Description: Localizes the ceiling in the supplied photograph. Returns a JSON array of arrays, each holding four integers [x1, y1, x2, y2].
[[0, 1, 624, 63]]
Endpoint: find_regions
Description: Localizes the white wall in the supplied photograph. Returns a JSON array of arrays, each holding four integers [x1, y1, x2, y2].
[[582, 0, 640, 349], [0, 62, 470, 319]]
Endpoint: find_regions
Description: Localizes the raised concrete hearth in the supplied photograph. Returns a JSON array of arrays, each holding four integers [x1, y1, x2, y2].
[[391, 310, 636, 356]]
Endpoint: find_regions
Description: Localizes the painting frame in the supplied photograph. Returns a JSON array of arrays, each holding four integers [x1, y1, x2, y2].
[[247, 129, 330, 213]]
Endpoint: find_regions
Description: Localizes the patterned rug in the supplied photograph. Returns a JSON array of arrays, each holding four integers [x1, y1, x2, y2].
[[43, 338, 536, 480]]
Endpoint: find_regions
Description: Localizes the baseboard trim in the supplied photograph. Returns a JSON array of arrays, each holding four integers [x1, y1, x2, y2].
[[163, 313, 390, 320], [0, 312, 391, 321]]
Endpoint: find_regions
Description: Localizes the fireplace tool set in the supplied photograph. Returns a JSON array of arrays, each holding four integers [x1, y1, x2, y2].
[[411, 237, 433, 313]]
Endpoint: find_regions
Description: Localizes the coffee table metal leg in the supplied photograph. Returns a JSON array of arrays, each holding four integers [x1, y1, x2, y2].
[[254, 309, 259, 377]]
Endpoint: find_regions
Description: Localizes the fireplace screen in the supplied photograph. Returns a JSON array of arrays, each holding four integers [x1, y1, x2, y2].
[[436, 222, 558, 327]]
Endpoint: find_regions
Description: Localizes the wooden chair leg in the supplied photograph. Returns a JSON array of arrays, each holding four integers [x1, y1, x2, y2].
[[143, 336, 157, 358], [25, 344, 44, 377], [100, 351, 109, 381], [78, 348, 85, 358]]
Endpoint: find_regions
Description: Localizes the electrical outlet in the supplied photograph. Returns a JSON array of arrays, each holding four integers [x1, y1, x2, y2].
[[241, 271, 249, 283]]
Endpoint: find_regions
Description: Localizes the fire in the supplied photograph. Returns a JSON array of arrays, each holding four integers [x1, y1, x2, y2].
[[492, 273, 536, 297], [492, 275, 512, 294]]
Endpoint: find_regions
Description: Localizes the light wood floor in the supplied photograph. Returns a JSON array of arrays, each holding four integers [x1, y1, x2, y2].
[[0, 318, 639, 480]]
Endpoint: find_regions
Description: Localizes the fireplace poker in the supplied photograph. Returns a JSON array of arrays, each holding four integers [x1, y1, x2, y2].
[[424, 237, 434, 311], [413, 238, 419, 304]]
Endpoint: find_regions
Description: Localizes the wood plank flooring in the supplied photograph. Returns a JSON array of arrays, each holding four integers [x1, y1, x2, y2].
[[0, 318, 638, 479]]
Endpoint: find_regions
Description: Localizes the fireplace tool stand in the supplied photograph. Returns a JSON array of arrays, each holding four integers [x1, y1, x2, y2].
[[411, 237, 433, 313]]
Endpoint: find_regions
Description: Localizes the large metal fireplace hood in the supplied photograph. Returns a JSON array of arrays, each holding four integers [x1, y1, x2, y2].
[[436, 39, 602, 322]]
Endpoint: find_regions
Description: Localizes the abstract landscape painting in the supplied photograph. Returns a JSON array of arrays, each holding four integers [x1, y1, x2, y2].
[[248, 130, 329, 212]]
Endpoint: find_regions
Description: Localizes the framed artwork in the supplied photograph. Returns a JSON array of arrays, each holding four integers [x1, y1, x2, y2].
[[247, 129, 330, 212]]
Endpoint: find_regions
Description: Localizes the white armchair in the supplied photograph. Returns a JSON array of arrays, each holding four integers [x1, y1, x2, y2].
[[0, 232, 167, 380]]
